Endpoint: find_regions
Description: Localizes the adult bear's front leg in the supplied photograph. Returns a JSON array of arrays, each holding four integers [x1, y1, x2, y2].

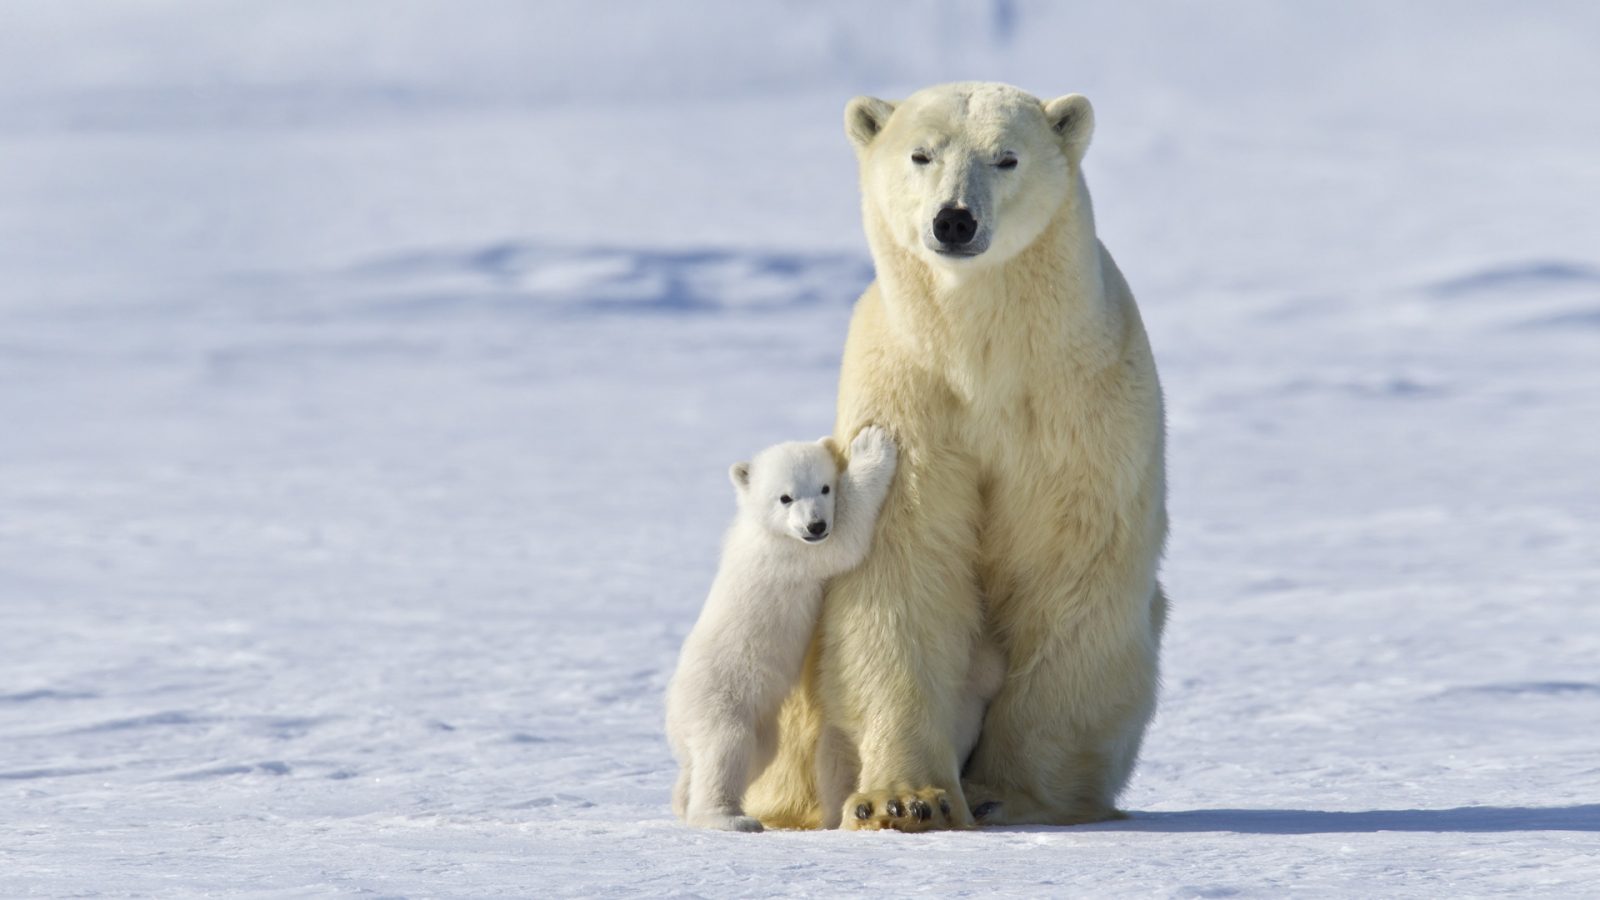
[[817, 439, 983, 832]]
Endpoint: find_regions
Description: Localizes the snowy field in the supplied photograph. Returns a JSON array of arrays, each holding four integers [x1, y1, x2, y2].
[[3, 2, 1599, 896]]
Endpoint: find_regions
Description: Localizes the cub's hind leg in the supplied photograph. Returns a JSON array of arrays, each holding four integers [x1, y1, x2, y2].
[[672, 762, 691, 820], [685, 722, 765, 832], [815, 725, 859, 830]]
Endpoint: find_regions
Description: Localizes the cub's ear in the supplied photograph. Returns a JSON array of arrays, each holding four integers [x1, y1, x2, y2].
[[817, 436, 842, 464], [844, 96, 897, 152], [729, 462, 751, 492], [1043, 94, 1095, 162]]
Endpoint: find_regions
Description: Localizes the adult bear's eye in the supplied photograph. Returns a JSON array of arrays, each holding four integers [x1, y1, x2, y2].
[[780, 495, 792, 504], [996, 154, 1018, 170], [911, 151, 931, 165], [821, 485, 830, 495]]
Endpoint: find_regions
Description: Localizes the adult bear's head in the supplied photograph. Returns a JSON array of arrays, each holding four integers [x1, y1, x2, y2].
[[844, 82, 1093, 273]]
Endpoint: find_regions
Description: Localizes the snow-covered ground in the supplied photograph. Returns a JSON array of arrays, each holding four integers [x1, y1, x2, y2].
[[3, 2, 1598, 895]]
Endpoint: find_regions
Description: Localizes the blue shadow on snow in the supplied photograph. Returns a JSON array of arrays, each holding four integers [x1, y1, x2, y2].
[[1080, 805, 1600, 834]]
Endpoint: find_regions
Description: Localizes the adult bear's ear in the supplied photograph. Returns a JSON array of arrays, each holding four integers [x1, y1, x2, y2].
[[844, 96, 897, 152], [729, 462, 751, 493], [1043, 94, 1095, 162]]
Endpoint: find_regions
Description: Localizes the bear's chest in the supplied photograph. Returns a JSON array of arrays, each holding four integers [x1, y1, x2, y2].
[[953, 358, 1151, 528], [957, 368, 1112, 467]]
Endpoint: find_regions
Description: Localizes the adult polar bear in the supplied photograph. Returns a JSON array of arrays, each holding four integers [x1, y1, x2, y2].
[[745, 82, 1168, 831]]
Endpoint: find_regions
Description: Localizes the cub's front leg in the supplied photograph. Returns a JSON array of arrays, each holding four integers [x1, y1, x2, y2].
[[820, 425, 897, 574], [845, 425, 898, 501]]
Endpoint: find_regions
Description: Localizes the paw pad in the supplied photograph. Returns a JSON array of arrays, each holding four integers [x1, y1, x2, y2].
[[842, 787, 970, 832]]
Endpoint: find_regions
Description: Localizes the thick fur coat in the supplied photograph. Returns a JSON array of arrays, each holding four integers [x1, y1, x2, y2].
[[666, 429, 897, 830], [745, 82, 1168, 831]]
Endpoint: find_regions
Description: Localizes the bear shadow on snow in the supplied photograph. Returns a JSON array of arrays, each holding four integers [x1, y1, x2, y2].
[[1023, 804, 1600, 835]]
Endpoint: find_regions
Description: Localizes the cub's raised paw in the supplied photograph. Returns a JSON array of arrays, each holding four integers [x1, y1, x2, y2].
[[848, 425, 897, 468], [842, 786, 969, 833]]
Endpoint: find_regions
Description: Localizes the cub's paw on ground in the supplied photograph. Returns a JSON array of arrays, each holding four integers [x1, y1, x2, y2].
[[842, 786, 969, 832], [687, 813, 764, 832]]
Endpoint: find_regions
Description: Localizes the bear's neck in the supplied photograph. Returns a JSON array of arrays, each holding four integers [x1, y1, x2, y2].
[[865, 172, 1124, 387]]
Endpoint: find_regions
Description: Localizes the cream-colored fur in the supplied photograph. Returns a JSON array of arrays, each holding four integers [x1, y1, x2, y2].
[[744, 82, 1168, 831], [666, 429, 896, 831]]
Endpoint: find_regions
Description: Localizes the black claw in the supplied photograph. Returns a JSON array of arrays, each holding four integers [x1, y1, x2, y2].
[[972, 800, 1001, 820], [886, 799, 906, 818], [938, 797, 952, 816], [909, 799, 932, 821], [855, 802, 872, 820]]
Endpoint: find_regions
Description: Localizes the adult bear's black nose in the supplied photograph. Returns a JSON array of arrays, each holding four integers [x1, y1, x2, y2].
[[807, 521, 827, 536], [932, 207, 977, 246]]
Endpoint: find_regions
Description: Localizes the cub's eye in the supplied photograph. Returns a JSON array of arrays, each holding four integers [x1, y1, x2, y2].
[[780, 495, 793, 505], [996, 155, 1018, 170], [821, 485, 830, 495], [911, 151, 931, 165]]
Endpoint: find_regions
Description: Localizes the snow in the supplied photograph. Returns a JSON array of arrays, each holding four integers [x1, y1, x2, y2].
[[3, 2, 1599, 896]]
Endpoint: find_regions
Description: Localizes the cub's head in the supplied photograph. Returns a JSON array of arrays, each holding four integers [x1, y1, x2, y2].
[[844, 82, 1093, 271], [729, 439, 841, 544]]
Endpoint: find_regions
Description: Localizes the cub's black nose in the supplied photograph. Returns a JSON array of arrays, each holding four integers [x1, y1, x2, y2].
[[932, 207, 977, 246], [807, 521, 827, 536]]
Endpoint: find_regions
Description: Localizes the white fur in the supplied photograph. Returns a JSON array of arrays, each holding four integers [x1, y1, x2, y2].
[[666, 427, 897, 831], [745, 82, 1166, 832]]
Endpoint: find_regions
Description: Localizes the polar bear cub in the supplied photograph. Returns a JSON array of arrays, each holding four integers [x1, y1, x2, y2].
[[667, 427, 897, 831]]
